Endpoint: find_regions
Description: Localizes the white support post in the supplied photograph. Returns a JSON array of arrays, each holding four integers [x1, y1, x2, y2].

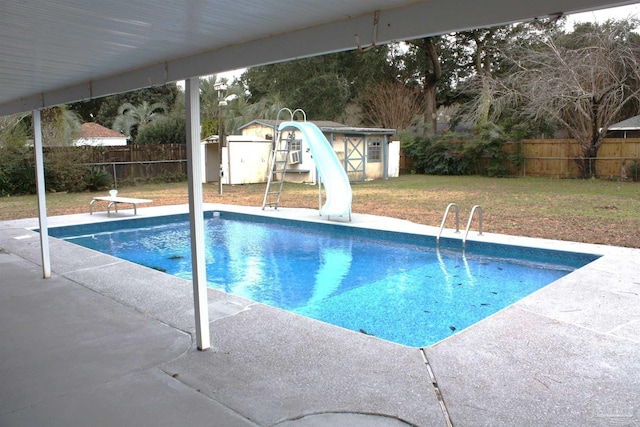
[[185, 77, 211, 351], [33, 110, 51, 279]]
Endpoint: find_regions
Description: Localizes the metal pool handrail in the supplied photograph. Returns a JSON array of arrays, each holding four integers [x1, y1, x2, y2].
[[462, 205, 483, 250], [437, 203, 459, 246]]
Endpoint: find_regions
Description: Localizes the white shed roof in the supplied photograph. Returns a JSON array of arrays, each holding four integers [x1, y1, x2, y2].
[[1, 0, 635, 116]]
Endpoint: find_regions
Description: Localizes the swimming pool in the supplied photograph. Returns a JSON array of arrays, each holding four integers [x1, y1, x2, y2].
[[49, 211, 599, 347]]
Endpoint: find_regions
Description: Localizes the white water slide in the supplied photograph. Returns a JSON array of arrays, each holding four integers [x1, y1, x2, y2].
[[278, 121, 352, 220]]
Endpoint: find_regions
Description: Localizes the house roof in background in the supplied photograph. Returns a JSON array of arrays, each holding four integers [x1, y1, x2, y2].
[[1, 0, 634, 116], [80, 123, 126, 139], [609, 115, 640, 130]]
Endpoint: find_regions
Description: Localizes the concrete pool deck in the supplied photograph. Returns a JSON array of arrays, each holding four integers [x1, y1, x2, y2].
[[1, 203, 638, 426]]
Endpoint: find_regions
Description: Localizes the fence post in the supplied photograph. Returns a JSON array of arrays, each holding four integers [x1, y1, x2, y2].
[[129, 144, 134, 179], [112, 163, 118, 189]]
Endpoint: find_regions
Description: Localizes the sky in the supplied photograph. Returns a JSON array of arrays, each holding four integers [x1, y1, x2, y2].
[[191, 3, 640, 85], [567, 2, 639, 23]]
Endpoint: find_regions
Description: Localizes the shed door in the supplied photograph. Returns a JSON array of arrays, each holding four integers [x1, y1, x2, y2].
[[344, 135, 365, 182]]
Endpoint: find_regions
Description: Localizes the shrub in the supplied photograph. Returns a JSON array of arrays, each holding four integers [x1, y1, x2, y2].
[[404, 132, 474, 175], [8, 162, 37, 194], [44, 147, 92, 192], [403, 123, 523, 177], [136, 114, 186, 145], [86, 167, 113, 191], [0, 168, 7, 196], [0, 145, 34, 195], [628, 160, 640, 182], [0, 142, 186, 196], [157, 171, 187, 183]]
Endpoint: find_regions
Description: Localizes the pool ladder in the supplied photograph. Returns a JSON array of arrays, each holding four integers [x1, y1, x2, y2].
[[437, 203, 483, 250]]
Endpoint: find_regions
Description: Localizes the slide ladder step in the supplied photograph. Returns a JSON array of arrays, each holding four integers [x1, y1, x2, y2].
[[262, 125, 296, 210]]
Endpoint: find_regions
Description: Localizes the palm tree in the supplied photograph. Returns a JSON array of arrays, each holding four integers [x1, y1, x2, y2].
[[199, 75, 220, 121], [41, 106, 82, 146], [112, 101, 168, 140]]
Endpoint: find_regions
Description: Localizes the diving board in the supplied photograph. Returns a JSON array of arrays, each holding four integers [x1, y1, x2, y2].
[[89, 196, 153, 216]]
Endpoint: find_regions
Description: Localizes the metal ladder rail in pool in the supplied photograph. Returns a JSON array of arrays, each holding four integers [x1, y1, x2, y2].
[[436, 203, 460, 246], [262, 108, 306, 209], [462, 205, 483, 250], [436, 203, 483, 249]]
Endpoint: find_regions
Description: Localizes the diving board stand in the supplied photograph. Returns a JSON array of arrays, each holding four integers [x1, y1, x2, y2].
[[89, 196, 153, 216]]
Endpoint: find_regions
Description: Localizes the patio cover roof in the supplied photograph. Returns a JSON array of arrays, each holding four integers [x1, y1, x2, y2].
[[1, 0, 636, 117]]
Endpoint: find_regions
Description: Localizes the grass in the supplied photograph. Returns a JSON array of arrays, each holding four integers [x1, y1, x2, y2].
[[1, 175, 639, 248]]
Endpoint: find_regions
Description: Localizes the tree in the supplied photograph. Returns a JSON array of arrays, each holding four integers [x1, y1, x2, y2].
[[497, 20, 640, 178], [41, 106, 82, 146], [198, 76, 256, 137], [402, 38, 442, 135], [67, 98, 104, 123], [248, 92, 287, 122], [360, 79, 424, 131], [93, 84, 180, 128], [452, 23, 545, 127], [1, 107, 81, 148], [242, 57, 349, 120], [112, 101, 168, 141], [0, 113, 32, 195], [465, 29, 498, 125], [199, 75, 221, 138], [242, 47, 392, 121], [0, 113, 31, 148]]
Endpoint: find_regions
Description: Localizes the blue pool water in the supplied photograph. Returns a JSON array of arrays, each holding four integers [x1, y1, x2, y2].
[[50, 212, 599, 347]]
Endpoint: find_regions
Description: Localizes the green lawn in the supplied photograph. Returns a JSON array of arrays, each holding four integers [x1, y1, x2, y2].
[[1, 175, 639, 248]]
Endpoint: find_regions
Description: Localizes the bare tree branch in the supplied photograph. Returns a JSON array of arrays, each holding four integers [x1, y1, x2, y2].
[[360, 79, 425, 132], [496, 21, 640, 177]]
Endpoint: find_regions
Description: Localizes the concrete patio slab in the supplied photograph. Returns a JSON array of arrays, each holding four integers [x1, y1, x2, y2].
[[2, 368, 256, 427], [516, 256, 640, 342], [425, 306, 640, 426], [0, 254, 191, 412], [164, 303, 442, 426], [0, 252, 259, 427]]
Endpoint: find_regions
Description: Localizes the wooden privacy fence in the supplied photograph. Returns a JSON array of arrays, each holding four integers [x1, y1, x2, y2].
[[516, 138, 640, 179], [76, 143, 187, 184], [53, 140, 640, 182], [399, 150, 414, 174], [400, 138, 640, 179]]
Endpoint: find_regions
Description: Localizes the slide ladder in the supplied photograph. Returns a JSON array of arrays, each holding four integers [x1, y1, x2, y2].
[[262, 129, 294, 209], [262, 108, 306, 210]]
